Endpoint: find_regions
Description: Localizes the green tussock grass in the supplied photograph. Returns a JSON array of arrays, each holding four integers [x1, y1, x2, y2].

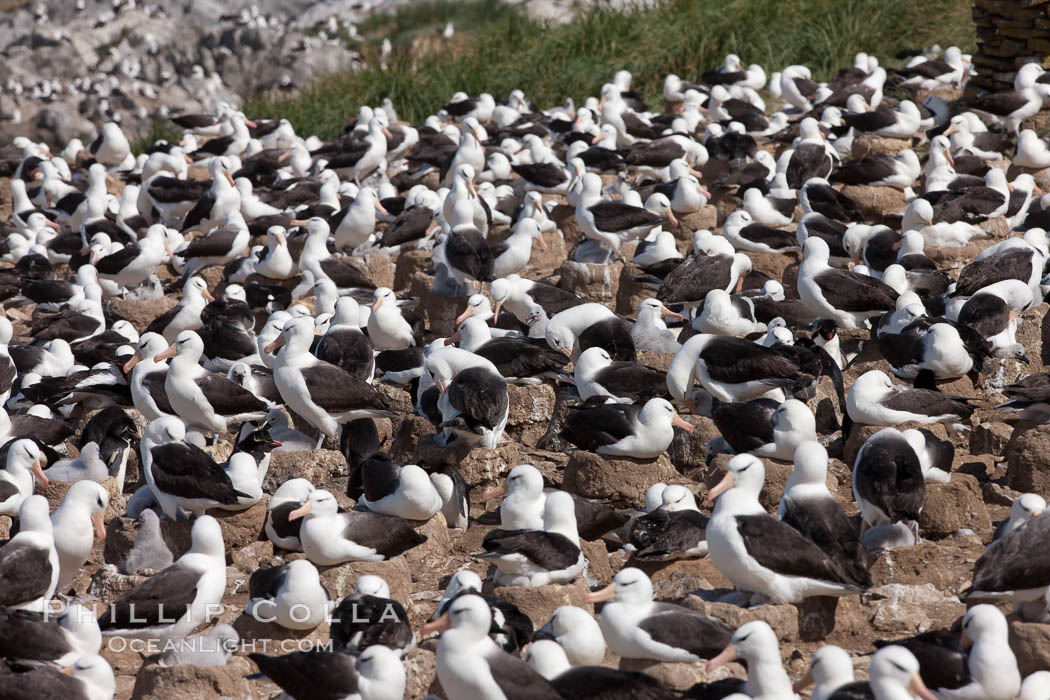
[[244, 0, 976, 140], [131, 119, 181, 156]]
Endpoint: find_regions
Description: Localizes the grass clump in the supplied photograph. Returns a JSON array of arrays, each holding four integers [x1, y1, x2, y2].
[[244, 0, 975, 139]]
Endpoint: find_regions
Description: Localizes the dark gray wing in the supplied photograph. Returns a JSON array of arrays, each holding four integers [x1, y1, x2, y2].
[[638, 605, 732, 659], [483, 644, 565, 700], [479, 529, 580, 570], [0, 542, 53, 607], [99, 563, 201, 629], [734, 514, 868, 587], [814, 268, 898, 311]]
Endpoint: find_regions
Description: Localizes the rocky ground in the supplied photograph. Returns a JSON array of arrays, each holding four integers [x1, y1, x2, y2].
[[0, 0, 627, 148], [2, 111, 1050, 696], [0, 0, 365, 146]]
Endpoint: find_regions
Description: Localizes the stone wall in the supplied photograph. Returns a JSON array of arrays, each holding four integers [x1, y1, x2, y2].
[[971, 0, 1050, 93]]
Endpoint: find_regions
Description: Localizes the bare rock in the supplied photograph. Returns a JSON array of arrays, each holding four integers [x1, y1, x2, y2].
[[920, 474, 991, 540], [88, 564, 145, 603], [683, 595, 799, 642], [851, 134, 912, 158], [813, 374, 845, 434], [978, 216, 1010, 238], [671, 206, 717, 244], [757, 458, 792, 514], [376, 383, 414, 416], [505, 383, 557, 448], [356, 253, 396, 291], [393, 249, 430, 292], [580, 539, 615, 586], [432, 443, 521, 489], [38, 475, 123, 522], [389, 415, 438, 462], [403, 512, 453, 572], [868, 535, 985, 594], [556, 260, 622, 303], [208, 500, 269, 549], [863, 583, 965, 636], [231, 540, 275, 574], [403, 647, 440, 700], [491, 578, 593, 627], [1005, 422, 1050, 493], [619, 657, 741, 692], [110, 296, 179, 334], [562, 451, 679, 508], [781, 262, 801, 299], [631, 558, 726, 602], [263, 449, 347, 494], [969, 421, 1013, 458], [409, 272, 466, 338], [747, 250, 798, 284], [615, 262, 657, 315], [131, 656, 259, 700], [1010, 619, 1050, 676], [839, 185, 908, 225], [523, 228, 571, 279]]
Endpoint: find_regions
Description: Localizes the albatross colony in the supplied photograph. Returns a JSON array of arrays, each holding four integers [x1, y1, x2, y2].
[[1, 34, 1049, 700]]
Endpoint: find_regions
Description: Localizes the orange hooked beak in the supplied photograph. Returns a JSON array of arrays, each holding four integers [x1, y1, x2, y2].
[[706, 471, 734, 502], [203, 289, 215, 303], [93, 511, 106, 540], [672, 413, 694, 433], [122, 352, 141, 374], [667, 209, 679, 228], [245, 119, 258, 128], [493, 301, 503, 322], [793, 669, 815, 693], [289, 219, 309, 227], [535, 234, 548, 251], [263, 335, 286, 355], [583, 583, 616, 603], [277, 151, 291, 163], [705, 643, 736, 672], [32, 457, 48, 487], [661, 305, 684, 321], [153, 345, 177, 362], [287, 500, 312, 520], [481, 483, 507, 500], [371, 296, 384, 312], [375, 201, 388, 216], [455, 305, 473, 325], [444, 331, 462, 346], [910, 673, 937, 700], [44, 218, 60, 229], [420, 611, 451, 635]]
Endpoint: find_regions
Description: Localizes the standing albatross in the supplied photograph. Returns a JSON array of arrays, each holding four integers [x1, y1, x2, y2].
[[267, 317, 394, 448]]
